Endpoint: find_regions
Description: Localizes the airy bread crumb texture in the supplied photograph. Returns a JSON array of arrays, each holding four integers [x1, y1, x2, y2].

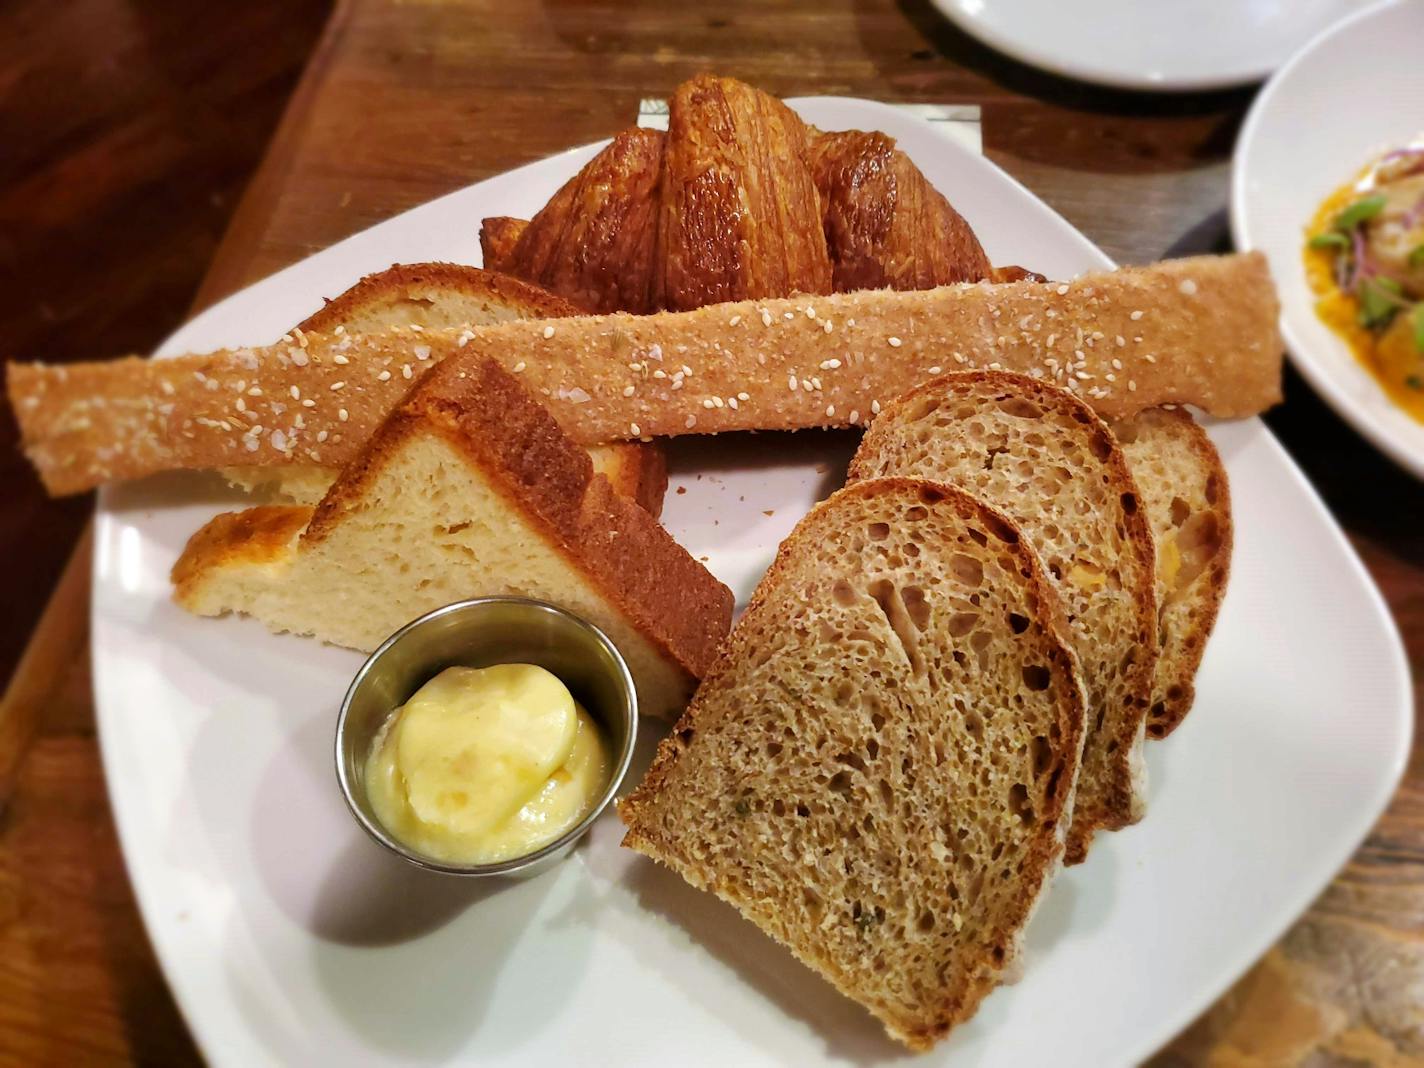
[[849, 371, 1157, 863], [621, 478, 1086, 1050], [173, 359, 732, 718], [1113, 407, 1233, 737]]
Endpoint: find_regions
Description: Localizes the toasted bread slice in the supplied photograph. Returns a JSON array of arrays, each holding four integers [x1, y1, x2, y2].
[[849, 372, 1157, 863], [173, 358, 732, 718], [219, 262, 668, 515], [1113, 407, 1232, 738], [621, 477, 1086, 1050], [9, 255, 1283, 497]]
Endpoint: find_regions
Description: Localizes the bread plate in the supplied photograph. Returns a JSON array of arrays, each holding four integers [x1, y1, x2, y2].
[[1232, 0, 1424, 480], [929, 0, 1360, 92], [93, 97, 1411, 1065]]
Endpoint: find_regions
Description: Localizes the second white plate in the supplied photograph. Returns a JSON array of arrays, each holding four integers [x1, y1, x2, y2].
[[933, 0, 1363, 91], [93, 97, 1412, 1066]]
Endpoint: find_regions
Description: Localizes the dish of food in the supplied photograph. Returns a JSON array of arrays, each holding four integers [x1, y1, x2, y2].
[[1233, 0, 1424, 479], [929, 0, 1360, 92], [34, 87, 1408, 1064], [1304, 139, 1424, 418]]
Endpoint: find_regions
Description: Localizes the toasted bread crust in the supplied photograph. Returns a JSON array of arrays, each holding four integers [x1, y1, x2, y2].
[[304, 357, 731, 680], [478, 216, 528, 271], [297, 262, 586, 331], [621, 477, 1086, 1049], [1115, 407, 1233, 738], [849, 370, 1159, 863], [171, 505, 309, 597], [9, 255, 1283, 497]]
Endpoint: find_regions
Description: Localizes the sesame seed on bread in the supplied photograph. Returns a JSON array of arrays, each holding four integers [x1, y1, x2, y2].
[[8, 255, 1282, 497], [217, 262, 668, 515]]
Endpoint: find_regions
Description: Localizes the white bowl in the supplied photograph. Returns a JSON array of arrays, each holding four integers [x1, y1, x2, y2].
[[932, 0, 1362, 92], [1233, 0, 1424, 479]]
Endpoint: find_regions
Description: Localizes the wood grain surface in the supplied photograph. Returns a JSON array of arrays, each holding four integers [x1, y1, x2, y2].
[[1, 0, 1420, 1064]]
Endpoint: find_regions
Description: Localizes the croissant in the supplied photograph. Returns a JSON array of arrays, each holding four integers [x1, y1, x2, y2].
[[655, 75, 832, 311], [808, 129, 992, 291], [481, 128, 664, 313], [480, 75, 1028, 313]]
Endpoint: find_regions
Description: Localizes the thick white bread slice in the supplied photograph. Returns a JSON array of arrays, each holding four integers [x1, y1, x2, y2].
[[848, 371, 1157, 864], [621, 478, 1087, 1051], [1113, 407, 1232, 738], [174, 357, 732, 718], [222, 262, 668, 516]]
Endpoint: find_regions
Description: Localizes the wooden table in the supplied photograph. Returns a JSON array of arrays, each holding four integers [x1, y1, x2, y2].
[[2, 0, 1420, 1063]]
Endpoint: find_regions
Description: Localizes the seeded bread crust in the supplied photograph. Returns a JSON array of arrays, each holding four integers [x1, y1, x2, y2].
[[221, 262, 668, 515], [297, 261, 589, 329], [173, 358, 732, 716], [9, 255, 1282, 497], [1114, 407, 1233, 738], [848, 371, 1158, 863], [621, 477, 1087, 1050]]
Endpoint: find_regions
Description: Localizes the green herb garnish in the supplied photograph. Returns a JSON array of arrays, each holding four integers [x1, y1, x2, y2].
[[1335, 194, 1388, 231], [1410, 245, 1424, 270], [1358, 277, 1404, 330], [1309, 232, 1349, 251], [1413, 304, 1424, 355]]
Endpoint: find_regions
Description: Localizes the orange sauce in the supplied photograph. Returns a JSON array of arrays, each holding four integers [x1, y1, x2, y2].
[[1304, 175, 1424, 423]]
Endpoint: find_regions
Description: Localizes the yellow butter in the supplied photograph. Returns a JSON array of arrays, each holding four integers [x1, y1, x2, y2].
[[365, 664, 611, 864]]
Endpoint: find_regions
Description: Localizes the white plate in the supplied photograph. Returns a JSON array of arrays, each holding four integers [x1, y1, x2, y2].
[[932, 0, 1364, 91], [93, 98, 1411, 1067], [1232, 0, 1424, 479]]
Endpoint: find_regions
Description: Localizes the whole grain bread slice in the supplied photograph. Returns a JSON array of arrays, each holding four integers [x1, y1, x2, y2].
[[848, 371, 1158, 863], [1113, 407, 1233, 737], [220, 262, 668, 515], [173, 357, 732, 718], [620, 477, 1087, 1050]]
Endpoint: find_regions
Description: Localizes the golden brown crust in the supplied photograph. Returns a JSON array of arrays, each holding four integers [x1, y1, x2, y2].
[[170, 505, 309, 596], [7, 255, 1282, 497], [808, 130, 993, 291], [595, 442, 668, 518], [307, 357, 731, 679], [655, 75, 832, 311], [848, 370, 1159, 863], [478, 216, 528, 271], [620, 477, 1086, 1049], [494, 129, 665, 314], [297, 262, 585, 331], [1115, 407, 1233, 739]]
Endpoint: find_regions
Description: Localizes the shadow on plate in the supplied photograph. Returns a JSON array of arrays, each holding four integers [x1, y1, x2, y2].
[[622, 859, 917, 1065]]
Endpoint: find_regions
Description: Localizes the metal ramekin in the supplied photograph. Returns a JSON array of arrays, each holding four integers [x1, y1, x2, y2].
[[335, 597, 638, 877]]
